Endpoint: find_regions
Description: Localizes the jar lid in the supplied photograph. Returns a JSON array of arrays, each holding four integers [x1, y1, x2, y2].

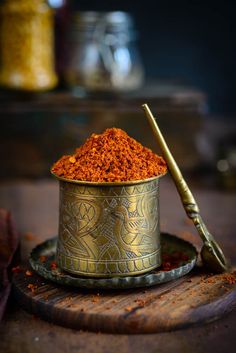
[[72, 11, 133, 30]]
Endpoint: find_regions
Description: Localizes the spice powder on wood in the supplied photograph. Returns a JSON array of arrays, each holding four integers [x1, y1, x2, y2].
[[51, 128, 167, 182]]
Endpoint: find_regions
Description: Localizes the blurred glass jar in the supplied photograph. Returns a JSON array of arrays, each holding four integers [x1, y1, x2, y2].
[[64, 12, 144, 95], [216, 135, 236, 190], [0, 0, 58, 91]]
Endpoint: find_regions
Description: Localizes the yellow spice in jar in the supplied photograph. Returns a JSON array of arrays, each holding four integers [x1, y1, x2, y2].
[[0, 0, 58, 91]]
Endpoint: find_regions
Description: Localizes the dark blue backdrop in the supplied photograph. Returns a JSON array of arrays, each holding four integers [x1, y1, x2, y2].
[[72, 0, 236, 117]]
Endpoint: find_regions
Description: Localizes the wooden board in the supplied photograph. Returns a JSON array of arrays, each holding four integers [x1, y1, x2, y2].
[[12, 265, 236, 334]]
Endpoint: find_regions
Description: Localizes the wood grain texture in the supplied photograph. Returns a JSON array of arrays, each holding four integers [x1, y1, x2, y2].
[[13, 265, 236, 334]]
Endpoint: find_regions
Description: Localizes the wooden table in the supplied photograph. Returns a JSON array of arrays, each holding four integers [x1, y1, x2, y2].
[[0, 178, 236, 353]]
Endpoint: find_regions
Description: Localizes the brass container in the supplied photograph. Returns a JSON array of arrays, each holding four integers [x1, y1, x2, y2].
[[53, 174, 165, 277]]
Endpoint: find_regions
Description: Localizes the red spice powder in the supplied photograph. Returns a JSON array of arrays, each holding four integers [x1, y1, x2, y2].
[[39, 255, 47, 263], [50, 261, 57, 270], [51, 128, 167, 182], [221, 271, 236, 285], [27, 283, 38, 293], [23, 232, 35, 241], [92, 293, 100, 303], [161, 251, 189, 271], [25, 270, 33, 277], [11, 265, 21, 273]]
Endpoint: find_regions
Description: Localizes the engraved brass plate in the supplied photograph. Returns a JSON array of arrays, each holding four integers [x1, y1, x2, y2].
[[29, 233, 197, 289]]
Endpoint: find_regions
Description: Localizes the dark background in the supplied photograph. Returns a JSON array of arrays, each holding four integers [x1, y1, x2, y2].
[[0, 0, 235, 180], [71, 0, 236, 117]]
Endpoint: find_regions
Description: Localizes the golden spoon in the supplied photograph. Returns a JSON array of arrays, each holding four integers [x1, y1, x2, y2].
[[142, 103, 229, 273]]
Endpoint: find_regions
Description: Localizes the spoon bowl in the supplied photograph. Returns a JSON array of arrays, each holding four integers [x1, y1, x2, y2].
[[201, 240, 229, 273]]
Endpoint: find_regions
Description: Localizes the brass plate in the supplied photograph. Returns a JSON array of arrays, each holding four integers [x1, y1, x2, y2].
[[29, 233, 197, 289]]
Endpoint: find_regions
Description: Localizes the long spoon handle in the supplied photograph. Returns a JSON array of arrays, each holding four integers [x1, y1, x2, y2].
[[142, 104, 227, 263], [142, 104, 200, 217]]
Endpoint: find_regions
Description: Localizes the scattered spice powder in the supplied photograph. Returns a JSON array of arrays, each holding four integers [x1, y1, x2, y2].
[[201, 271, 236, 286], [221, 271, 236, 285], [27, 283, 38, 293], [11, 265, 21, 273], [134, 299, 146, 307], [43, 294, 49, 301], [23, 231, 41, 242], [25, 270, 33, 276], [51, 128, 167, 182], [50, 261, 57, 270], [23, 232, 35, 241], [161, 252, 189, 271], [92, 293, 100, 303], [39, 255, 47, 263]]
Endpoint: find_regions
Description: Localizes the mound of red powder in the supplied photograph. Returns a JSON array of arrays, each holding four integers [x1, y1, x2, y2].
[[51, 128, 167, 182]]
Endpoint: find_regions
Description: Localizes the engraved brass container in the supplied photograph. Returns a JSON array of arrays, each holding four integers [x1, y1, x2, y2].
[[53, 174, 165, 277]]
